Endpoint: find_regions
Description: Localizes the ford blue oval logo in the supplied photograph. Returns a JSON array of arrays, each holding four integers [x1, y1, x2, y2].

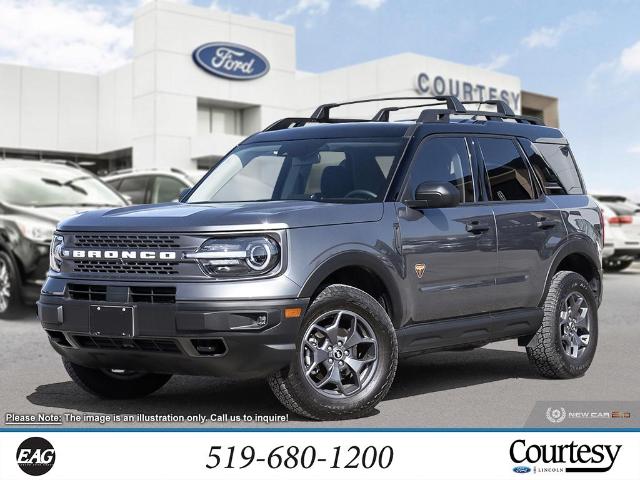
[[192, 42, 270, 80], [513, 466, 531, 474]]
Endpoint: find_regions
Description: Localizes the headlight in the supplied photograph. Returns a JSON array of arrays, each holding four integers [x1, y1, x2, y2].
[[17, 219, 56, 243], [186, 236, 281, 278], [49, 235, 64, 273]]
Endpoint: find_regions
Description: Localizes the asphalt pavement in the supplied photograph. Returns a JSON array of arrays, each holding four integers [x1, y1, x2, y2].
[[2, 266, 639, 428]]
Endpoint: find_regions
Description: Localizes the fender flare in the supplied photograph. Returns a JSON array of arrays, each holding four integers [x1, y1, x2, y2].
[[299, 251, 405, 327], [540, 235, 602, 306]]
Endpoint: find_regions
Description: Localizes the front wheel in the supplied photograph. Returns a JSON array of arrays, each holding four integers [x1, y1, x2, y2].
[[268, 284, 397, 420], [0, 251, 23, 319], [526, 271, 598, 379], [63, 359, 172, 399]]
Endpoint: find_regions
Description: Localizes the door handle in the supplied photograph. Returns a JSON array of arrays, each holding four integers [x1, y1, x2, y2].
[[536, 218, 556, 230], [466, 221, 491, 234]]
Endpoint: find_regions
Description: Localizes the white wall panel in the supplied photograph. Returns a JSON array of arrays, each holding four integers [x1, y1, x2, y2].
[[58, 72, 97, 152], [20, 67, 59, 150], [0, 64, 21, 147]]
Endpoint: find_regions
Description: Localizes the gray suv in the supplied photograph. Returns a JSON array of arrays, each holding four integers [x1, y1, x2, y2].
[[39, 97, 603, 420]]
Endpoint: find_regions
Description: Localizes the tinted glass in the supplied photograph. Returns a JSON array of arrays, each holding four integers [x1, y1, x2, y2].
[[0, 165, 125, 207], [479, 138, 535, 201], [152, 176, 187, 203], [118, 176, 149, 204], [519, 139, 566, 195], [407, 137, 474, 203], [187, 138, 404, 203], [535, 143, 584, 194]]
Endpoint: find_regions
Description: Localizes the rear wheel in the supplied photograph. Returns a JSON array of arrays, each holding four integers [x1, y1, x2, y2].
[[63, 359, 172, 399], [603, 257, 634, 272], [268, 284, 397, 420], [526, 271, 598, 379], [0, 251, 23, 319]]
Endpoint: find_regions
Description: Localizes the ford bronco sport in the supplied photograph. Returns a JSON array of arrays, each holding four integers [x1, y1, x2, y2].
[[39, 96, 603, 420]]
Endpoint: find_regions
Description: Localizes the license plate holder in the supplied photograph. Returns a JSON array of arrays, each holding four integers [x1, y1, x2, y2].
[[90, 305, 134, 337]]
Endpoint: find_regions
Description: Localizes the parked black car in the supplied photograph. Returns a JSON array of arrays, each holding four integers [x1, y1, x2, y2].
[[0, 161, 127, 318]]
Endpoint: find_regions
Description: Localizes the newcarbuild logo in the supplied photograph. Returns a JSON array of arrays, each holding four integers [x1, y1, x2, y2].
[[510, 440, 622, 473], [192, 42, 270, 80]]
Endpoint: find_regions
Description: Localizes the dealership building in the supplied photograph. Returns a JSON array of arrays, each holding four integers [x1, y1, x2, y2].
[[0, 0, 558, 173]]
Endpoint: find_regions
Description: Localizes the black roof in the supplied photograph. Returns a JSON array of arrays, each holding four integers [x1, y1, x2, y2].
[[243, 119, 566, 145]]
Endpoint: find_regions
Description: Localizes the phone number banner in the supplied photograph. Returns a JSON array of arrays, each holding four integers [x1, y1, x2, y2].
[[0, 431, 638, 479]]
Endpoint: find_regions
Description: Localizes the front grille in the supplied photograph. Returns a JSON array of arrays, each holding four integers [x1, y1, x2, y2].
[[73, 335, 181, 354], [130, 286, 176, 304], [73, 234, 181, 249], [67, 284, 177, 303], [72, 260, 179, 275], [68, 284, 107, 301]]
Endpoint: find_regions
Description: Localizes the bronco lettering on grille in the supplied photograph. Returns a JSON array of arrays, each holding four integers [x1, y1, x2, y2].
[[62, 250, 177, 260]]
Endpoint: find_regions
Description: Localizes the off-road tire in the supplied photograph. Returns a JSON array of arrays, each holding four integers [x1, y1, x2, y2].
[[526, 271, 598, 379], [63, 359, 172, 399], [0, 250, 24, 319], [602, 258, 634, 272], [268, 284, 398, 420]]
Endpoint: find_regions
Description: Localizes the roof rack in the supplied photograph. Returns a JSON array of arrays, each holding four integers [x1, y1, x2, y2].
[[262, 95, 543, 132], [310, 95, 466, 120]]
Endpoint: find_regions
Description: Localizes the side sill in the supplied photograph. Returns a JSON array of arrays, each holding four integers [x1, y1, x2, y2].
[[396, 308, 542, 355]]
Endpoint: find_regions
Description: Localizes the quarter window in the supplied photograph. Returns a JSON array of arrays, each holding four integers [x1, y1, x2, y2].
[[534, 143, 584, 194], [407, 137, 475, 204], [478, 138, 536, 201]]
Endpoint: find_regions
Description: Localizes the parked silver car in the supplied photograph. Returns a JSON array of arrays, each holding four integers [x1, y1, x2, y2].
[[104, 168, 205, 204]]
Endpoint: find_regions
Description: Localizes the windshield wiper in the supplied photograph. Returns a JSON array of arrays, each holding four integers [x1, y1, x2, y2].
[[41, 177, 88, 196]]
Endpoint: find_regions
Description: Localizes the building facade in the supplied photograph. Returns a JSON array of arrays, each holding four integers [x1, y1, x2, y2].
[[0, 1, 558, 173]]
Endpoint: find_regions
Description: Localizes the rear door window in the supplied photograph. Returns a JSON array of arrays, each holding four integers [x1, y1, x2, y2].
[[533, 143, 584, 194], [152, 176, 188, 203], [478, 137, 536, 201]]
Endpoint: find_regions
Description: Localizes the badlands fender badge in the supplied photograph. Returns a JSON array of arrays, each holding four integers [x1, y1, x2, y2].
[[415, 263, 426, 278]]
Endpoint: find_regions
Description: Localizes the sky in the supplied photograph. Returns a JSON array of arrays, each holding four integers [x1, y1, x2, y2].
[[0, 0, 639, 199]]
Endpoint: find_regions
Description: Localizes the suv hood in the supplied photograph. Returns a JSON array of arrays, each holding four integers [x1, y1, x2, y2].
[[57, 201, 384, 232]]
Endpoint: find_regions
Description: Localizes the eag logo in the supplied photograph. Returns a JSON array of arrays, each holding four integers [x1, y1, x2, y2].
[[16, 437, 55, 476], [510, 439, 622, 473]]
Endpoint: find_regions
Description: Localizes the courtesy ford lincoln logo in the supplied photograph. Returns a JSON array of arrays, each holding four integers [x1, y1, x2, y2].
[[62, 250, 177, 260], [192, 42, 270, 80]]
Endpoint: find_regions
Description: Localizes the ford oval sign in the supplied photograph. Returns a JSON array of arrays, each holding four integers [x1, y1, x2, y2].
[[513, 466, 531, 474], [192, 42, 270, 80]]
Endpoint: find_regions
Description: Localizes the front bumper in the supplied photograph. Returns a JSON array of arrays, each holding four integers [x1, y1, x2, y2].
[[39, 289, 309, 379]]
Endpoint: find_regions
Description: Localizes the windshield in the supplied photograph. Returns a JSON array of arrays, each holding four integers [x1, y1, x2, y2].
[[187, 138, 405, 203], [0, 165, 126, 207]]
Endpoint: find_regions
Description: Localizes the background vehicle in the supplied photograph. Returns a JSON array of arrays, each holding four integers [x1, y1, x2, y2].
[[594, 195, 640, 271], [40, 97, 602, 420], [104, 168, 205, 204], [0, 160, 127, 318], [600, 204, 615, 260]]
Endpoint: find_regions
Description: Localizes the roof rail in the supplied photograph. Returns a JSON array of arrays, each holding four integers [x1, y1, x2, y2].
[[372, 101, 446, 122], [311, 96, 466, 120], [461, 99, 515, 116], [263, 116, 369, 132], [262, 95, 543, 132]]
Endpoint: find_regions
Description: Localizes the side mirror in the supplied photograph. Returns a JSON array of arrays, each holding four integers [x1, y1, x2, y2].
[[178, 187, 191, 202], [405, 181, 460, 209]]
